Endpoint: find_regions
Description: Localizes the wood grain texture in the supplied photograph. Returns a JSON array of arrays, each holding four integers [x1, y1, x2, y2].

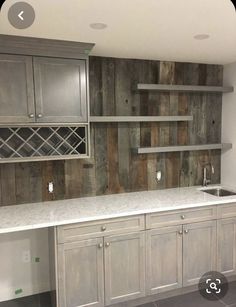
[[0, 56, 223, 206]]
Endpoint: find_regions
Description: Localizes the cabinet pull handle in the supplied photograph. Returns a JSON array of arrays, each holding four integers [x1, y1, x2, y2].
[[101, 226, 106, 231], [98, 243, 103, 249], [184, 229, 189, 234], [179, 230, 183, 235], [29, 113, 34, 118], [37, 114, 43, 118], [181, 215, 185, 220], [105, 242, 110, 247]]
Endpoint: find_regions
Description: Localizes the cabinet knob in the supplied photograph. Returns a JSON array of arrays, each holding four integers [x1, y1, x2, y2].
[[179, 230, 183, 235], [29, 113, 34, 118], [37, 114, 43, 118], [101, 226, 106, 232], [181, 215, 185, 220], [105, 242, 110, 247], [184, 229, 189, 234], [98, 243, 103, 249]]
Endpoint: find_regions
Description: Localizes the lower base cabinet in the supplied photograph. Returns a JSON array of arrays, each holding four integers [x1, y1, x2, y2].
[[57, 238, 104, 307], [217, 218, 236, 276], [183, 221, 217, 286], [57, 232, 145, 307], [146, 221, 217, 294], [104, 232, 145, 305], [55, 209, 236, 307], [146, 226, 183, 295]]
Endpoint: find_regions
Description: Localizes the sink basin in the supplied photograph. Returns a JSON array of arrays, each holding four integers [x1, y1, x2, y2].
[[202, 188, 236, 197]]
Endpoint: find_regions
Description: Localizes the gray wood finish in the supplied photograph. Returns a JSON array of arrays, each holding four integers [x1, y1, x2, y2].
[[135, 143, 232, 154], [57, 216, 145, 243], [57, 238, 104, 307], [33, 57, 88, 123], [0, 34, 94, 59], [146, 226, 183, 295], [104, 232, 146, 305], [0, 54, 35, 123], [137, 84, 233, 93], [217, 218, 236, 276], [90, 116, 193, 122], [146, 206, 217, 228], [183, 221, 217, 287]]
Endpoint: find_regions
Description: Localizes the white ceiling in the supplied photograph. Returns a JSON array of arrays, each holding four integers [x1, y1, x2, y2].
[[0, 0, 236, 64]]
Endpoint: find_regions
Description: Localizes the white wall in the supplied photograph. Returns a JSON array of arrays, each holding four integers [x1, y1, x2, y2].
[[0, 228, 50, 302], [222, 62, 236, 188]]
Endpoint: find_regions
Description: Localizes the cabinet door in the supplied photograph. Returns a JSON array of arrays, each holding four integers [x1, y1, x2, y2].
[[217, 218, 236, 276], [0, 54, 35, 123], [57, 238, 104, 307], [183, 221, 217, 287], [146, 226, 183, 295], [33, 57, 87, 123], [104, 232, 145, 305]]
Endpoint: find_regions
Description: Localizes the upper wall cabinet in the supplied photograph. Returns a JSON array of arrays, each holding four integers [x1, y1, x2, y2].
[[0, 54, 35, 123], [33, 57, 87, 123], [0, 34, 94, 125]]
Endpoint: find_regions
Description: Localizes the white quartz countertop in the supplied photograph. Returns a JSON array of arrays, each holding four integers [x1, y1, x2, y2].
[[1, 185, 236, 234]]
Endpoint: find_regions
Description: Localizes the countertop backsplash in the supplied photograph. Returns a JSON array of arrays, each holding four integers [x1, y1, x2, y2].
[[0, 57, 223, 206]]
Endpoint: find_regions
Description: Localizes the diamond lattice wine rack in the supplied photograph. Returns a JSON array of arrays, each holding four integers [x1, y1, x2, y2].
[[0, 125, 89, 163]]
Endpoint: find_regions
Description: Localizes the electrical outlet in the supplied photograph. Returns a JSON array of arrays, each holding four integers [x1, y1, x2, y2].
[[22, 250, 31, 263], [156, 171, 162, 182], [48, 181, 54, 193]]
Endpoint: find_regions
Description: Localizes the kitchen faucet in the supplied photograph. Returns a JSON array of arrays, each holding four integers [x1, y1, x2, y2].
[[202, 163, 214, 187]]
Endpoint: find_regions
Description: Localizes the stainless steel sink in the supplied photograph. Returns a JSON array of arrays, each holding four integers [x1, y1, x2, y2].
[[202, 188, 236, 197]]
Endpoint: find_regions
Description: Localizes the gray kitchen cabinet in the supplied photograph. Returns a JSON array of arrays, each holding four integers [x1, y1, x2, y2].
[[57, 238, 104, 307], [104, 232, 145, 305], [217, 218, 236, 276], [183, 221, 217, 287], [0, 54, 35, 123], [146, 226, 183, 295], [33, 57, 88, 123]]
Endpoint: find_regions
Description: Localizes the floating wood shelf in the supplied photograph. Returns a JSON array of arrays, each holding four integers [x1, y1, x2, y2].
[[137, 84, 234, 93], [90, 116, 193, 122], [134, 143, 232, 154]]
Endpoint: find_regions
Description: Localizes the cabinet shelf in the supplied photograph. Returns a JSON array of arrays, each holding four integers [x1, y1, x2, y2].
[[90, 116, 193, 123], [137, 84, 234, 94], [134, 143, 232, 154]]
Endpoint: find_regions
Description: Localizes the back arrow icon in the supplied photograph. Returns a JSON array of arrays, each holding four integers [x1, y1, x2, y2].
[[18, 11, 24, 21]]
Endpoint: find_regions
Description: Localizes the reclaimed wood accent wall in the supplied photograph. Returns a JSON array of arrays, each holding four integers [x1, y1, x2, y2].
[[0, 57, 223, 206]]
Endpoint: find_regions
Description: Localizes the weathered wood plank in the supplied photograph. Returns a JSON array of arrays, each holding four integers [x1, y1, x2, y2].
[[64, 160, 82, 199], [107, 123, 122, 193], [94, 124, 108, 195], [15, 163, 31, 204], [1, 164, 16, 205]]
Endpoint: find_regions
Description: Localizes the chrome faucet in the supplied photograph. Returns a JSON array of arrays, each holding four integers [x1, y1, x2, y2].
[[202, 163, 214, 187]]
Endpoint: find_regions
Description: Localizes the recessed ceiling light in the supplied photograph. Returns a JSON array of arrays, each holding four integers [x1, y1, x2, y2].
[[90, 23, 108, 30], [194, 34, 210, 40]]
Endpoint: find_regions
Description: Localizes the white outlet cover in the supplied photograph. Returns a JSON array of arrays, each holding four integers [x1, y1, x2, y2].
[[156, 171, 162, 181]]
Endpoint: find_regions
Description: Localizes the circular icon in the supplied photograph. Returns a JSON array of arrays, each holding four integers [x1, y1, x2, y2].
[[8, 2, 35, 29], [198, 271, 228, 301]]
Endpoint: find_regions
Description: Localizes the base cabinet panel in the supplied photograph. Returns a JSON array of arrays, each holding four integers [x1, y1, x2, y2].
[[57, 238, 104, 307], [146, 226, 183, 295], [183, 221, 217, 287], [217, 218, 236, 276], [104, 232, 145, 305]]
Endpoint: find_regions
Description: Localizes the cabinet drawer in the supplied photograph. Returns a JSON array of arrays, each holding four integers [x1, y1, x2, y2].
[[146, 206, 217, 229], [57, 215, 145, 243], [218, 203, 236, 219]]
